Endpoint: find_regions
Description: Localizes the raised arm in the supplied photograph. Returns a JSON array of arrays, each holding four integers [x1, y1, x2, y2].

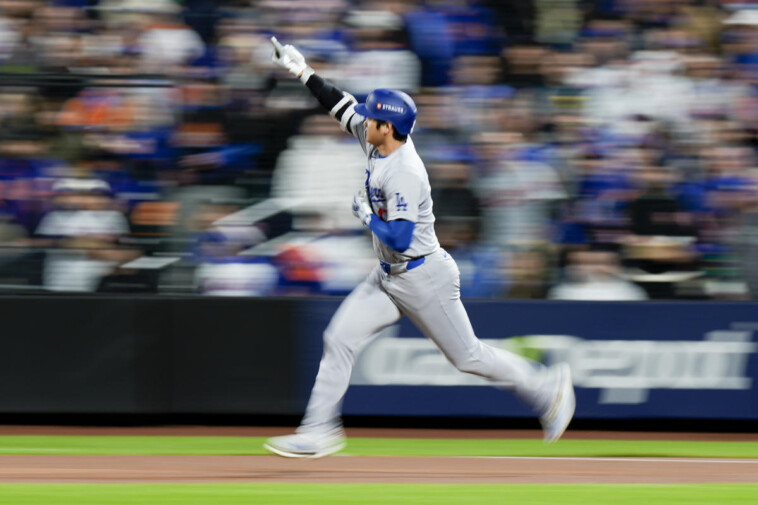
[[270, 37, 361, 136]]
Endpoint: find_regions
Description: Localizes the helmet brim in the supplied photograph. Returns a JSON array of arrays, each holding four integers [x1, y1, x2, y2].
[[354, 103, 375, 119]]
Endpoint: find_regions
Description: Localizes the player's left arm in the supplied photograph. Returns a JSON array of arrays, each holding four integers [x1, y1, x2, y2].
[[370, 218, 415, 252], [353, 192, 415, 252], [353, 172, 421, 253]]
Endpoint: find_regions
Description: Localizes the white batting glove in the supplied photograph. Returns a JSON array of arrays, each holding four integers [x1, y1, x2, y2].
[[270, 36, 314, 84], [352, 188, 373, 227]]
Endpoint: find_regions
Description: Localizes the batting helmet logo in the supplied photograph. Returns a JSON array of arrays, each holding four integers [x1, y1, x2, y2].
[[376, 102, 382, 109]]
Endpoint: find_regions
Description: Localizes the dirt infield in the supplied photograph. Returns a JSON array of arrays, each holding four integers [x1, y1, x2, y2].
[[1, 454, 757, 484], [0, 427, 756, 484]]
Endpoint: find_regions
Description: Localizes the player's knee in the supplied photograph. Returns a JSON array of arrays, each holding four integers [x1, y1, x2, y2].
[[323, 327, 350, 355], [322, 327, 339, 349], [452, 354, 487, 377]]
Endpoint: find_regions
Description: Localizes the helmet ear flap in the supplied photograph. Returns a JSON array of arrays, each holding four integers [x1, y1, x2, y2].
[[408, 120, 416, 136]]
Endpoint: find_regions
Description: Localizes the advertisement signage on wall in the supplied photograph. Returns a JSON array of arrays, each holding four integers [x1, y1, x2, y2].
[[299, 300, 758, 419], [350, 326, 756, 405]]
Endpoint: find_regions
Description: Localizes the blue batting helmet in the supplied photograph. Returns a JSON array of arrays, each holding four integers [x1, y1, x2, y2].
[[354, 89, 417, 136]]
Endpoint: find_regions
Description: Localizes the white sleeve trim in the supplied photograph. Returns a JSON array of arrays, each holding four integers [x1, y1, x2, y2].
[[330, 91, 356, 118], [340, 104, 357, 132], [298, 66, 315, 84]]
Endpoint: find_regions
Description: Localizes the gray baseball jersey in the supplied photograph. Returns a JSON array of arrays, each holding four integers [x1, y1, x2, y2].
[[350, 114, 439, 263], [296, 109, 553, 437]]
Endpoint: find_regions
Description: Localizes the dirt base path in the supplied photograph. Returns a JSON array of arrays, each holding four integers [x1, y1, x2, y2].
[[0, 454, 756, 484], [0, 426, 756, 484]]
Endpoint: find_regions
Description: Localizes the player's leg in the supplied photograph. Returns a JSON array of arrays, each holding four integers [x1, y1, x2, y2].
[[299, 266, 402, 434], [265, 266, 402, 457], [388, 250, 574, 440]]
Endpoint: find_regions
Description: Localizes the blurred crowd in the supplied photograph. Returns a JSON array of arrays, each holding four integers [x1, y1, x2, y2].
[[2, 0, 758, 300]]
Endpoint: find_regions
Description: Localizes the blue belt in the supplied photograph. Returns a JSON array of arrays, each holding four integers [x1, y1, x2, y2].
[[380, 256, 426, 275]]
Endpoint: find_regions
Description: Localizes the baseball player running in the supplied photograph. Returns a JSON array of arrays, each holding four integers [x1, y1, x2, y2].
[[264, 37, 575, 458]]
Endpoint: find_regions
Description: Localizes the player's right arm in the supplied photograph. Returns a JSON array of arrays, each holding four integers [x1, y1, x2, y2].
[[270, 37, 366, 147]]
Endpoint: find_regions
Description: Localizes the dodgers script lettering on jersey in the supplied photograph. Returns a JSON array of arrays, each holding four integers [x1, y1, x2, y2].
[[350, 114, 439, 263], [369, 186, 387, 220]]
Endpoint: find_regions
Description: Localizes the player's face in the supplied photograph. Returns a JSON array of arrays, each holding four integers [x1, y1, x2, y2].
[[365, 118, 388, 146]]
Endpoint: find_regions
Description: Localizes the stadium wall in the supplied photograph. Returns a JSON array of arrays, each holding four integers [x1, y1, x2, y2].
[[0, 296, 297, 415], [0, 297, 756, 421]]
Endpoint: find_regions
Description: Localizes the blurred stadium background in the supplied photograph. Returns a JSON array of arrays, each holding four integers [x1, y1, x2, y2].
[[4, 0, 758, 301]]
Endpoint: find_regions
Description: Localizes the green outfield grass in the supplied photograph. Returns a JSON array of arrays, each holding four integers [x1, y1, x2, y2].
[[0, 483, 755, 505], [0, 435, 757, 458]]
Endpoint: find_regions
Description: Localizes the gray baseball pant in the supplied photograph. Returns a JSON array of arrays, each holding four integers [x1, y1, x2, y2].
[[297, 249, 550, 435]]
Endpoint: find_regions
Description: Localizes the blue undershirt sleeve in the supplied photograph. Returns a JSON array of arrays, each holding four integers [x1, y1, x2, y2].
[[367, 217, 415, 253]]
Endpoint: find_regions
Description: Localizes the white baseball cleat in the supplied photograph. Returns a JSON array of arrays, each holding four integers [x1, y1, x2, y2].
[[539, 362, 575, 443], [264, 432, 346, 459]]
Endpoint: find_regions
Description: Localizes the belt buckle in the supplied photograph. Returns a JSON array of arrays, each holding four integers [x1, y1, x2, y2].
[[380, 261, 391, 274]]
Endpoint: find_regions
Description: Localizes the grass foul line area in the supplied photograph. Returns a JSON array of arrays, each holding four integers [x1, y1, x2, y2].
[[0, 483, 756, 505]]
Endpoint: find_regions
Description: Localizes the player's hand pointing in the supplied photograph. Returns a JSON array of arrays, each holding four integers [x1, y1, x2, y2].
[[352, 188, 373, 227], [270, 36, 314, 84]]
